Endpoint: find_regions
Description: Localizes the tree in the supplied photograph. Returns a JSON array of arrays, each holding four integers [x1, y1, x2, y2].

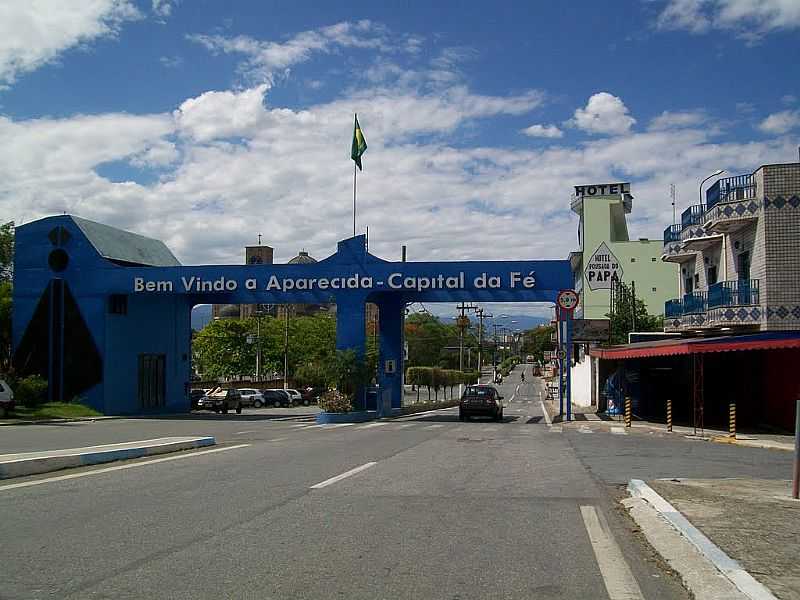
[[607, 280, 663, 345], [0, 222, 14, 372], [520, 325, 554, 364], [0, 221, 13, 282], [192, 318, 254, 379]]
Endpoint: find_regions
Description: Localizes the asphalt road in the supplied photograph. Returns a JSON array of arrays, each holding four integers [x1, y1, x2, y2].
[[0, 366, 790, 599]]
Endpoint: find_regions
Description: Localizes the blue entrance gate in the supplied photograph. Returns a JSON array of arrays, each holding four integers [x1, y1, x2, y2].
[[13, 215, 574, 415]]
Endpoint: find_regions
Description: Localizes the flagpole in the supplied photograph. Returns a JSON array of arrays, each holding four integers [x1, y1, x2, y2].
[[353, 162, 357, 237]]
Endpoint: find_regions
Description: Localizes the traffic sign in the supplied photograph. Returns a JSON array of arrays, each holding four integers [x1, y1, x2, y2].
[[556, 289, 579, 312]]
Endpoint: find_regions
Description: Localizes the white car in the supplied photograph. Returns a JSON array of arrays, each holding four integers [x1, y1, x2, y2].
[[284, 388, 303, 406], [238, 388, 264, 408], [0, 379, 15, 417]]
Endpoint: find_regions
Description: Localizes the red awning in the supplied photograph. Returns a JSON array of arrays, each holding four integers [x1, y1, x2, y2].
[[589, 332, 800, 360]]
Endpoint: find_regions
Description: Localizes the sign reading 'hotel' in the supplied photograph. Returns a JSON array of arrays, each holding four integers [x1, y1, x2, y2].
[[585, 242, 623, 290], [574, 182, 630, 197]]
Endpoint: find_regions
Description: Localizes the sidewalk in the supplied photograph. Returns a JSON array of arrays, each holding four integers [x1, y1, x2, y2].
[[647, 478, 800, 600], [551, 401, 796, 451], [0, 436, 216, 479]]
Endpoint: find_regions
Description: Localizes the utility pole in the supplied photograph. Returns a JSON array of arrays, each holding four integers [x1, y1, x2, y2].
[[456, 302, 473, 373], [283, 305, 290, 390], [475, 308, 491, 383]]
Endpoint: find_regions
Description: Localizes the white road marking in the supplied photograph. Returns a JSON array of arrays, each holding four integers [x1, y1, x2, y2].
[[395, 408, 455, 421], [539, 401, 553, 426], [321, 423, 354, 429], [550, 426, 563, 433], [268, 437, 288, 442], [357, 422, 387, 429], [310, 462, 377, 489], [291, 424, 314, 428], [0, 445, 251, 492], [579, 426, 594, 434], [234, 430, 255, 435], [611, 427, 627, 435], [424, 424, 444, 429], [396, 423, 414, 429], [580, 505, 645, 600]]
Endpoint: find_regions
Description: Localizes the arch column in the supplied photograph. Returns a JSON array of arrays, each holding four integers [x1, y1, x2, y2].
[[334, 293, 368, 410], [376, 295, 405, 414]]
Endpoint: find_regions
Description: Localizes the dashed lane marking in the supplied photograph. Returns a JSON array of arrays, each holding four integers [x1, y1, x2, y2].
[[267, 437, 288, 442], [611, 427, 627, 435], [310, 462, 377, 489], [356, 422, 387, 429], [0, 445, 252, 492], [424, 424, 444, 429], [321, 423, 354, 429]]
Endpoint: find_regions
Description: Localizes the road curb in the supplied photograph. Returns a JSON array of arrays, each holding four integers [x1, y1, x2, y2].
[[0, 436, 216, 479], [627, 479, 779, 600], [0, 415, 123, 427], [710, 435, 794, 452]]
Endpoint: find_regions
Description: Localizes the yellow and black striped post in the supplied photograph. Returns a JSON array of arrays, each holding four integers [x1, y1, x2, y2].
[[624, 396, 632, 428], [729, 402, 736, 438], [667, 399, 673, 432]]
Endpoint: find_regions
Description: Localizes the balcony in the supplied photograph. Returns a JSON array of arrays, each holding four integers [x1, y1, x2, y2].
[[664, 280, 762, 331], [706, 174, 755, 210], [681, 204, 706, 229], [661, 224, 694, 262], [708, 279, 760, 308]]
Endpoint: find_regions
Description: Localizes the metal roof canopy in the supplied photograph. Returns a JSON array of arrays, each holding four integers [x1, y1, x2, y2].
[[590, 332, 800, 360]]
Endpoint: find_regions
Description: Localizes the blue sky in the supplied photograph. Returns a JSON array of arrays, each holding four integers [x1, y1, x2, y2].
[[1, 0, 799, 306]]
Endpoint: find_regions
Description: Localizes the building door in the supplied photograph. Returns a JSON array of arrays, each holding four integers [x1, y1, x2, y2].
[[138, 354, 166, 409], [738, 251, 750, 280]]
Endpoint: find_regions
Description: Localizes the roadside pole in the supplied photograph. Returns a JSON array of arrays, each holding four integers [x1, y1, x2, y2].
[[793, 398, 799, 499]]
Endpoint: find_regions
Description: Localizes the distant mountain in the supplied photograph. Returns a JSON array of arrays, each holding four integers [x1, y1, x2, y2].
[[191, 304, 212, 330]]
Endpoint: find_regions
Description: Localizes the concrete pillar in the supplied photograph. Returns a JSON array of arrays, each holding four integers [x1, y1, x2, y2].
[[377, 296, 404, 413]]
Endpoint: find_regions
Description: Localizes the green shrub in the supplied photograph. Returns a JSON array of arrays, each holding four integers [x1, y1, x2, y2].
[[15, 375, 48, 407], [318, 389, 352, 413]]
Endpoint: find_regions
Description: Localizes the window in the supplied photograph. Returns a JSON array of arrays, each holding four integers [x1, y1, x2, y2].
[[694, 273, 700, 288], [630, 257, 636, 263], [651, 257, 657, 262], [685, 277, 693, 294], [109, 294, 127, 315], [652, 287, 657, 292], [707, 266, 718, 285]]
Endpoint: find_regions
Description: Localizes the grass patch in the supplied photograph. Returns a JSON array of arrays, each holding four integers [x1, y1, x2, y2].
[[6, 403, 103, 420]]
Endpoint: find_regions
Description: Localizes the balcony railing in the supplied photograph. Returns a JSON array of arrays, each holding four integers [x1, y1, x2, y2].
[[663, 223, 682, 243], [707, 279, 760, 308], [706, 174, 755, 210], [681, 204, 706, 229], [665, 299, 683, 318], [682, 291, 707, 314]]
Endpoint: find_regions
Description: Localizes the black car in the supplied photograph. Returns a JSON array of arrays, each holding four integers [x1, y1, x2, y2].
[[189, 389, 207, 410], [459, 385, 504, 422], [261, 389, 291, 408], [197, 388, 243, 414]]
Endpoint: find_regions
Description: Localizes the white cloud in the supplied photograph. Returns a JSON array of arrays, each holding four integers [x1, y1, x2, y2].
[[567, 92, 636, 135], [174, 84, 271, 142], [657, 0, 800, 39], [521, 124, 563, 138], [0, 0, 141, 87], [152, 0, 175, 19], [188, 21, 389, 85], [159, 55, 183, 68], [758, 110, 800, 134], [648, 110, 708, 131], [781, 94, 797, 105]]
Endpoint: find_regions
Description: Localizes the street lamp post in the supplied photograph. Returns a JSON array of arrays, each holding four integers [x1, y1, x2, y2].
[[699, 169, 725, 205]]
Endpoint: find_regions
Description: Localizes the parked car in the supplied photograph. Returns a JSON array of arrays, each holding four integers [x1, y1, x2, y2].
[[261, 389, 291, 408], [196, 387, 243, 414], [459, 385, 504, 422], [238, 388, 264, 408], [284, 388, 303, 406], [0, 379, 15, 417], [301, 387, 324, 405], [189, 389, 208, 410]]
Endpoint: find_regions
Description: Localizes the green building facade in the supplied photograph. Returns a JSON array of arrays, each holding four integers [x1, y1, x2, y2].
[[569, 183, 678, 320]]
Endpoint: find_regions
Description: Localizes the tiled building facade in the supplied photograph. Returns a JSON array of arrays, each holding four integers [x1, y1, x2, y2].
[[663, 161, 800, 332]]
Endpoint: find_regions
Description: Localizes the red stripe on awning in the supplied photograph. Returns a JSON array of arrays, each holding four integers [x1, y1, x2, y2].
[[589, 336, 800, 360]]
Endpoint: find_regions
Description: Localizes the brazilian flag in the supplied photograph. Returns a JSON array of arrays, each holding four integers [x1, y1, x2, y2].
[[351, 114, 367, 170]]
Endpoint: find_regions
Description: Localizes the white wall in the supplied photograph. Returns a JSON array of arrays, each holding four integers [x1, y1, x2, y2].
[[570, 356, 592, 407]]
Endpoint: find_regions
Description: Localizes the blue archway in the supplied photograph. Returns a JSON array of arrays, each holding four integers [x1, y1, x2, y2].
[[13, 215, 573, 414]]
